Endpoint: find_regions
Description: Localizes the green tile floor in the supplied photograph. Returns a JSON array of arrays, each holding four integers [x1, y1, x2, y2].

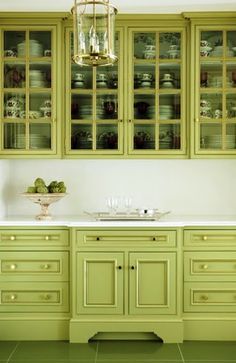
[[1, 341, 236, 363]]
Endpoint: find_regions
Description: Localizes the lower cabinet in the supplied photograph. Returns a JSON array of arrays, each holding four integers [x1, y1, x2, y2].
[[183, 228, 236, 340], [71, 228, 182, 343], [0, 227, 70, 340]]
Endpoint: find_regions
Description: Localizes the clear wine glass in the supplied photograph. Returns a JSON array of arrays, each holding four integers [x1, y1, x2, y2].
[[124, 197, 132, 215]]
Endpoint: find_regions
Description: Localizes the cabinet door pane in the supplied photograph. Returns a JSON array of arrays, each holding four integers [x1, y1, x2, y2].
[[29, 93, 51, 119], [71, 124, 93, 150], [227, 31, 236, 57], [133, 125, 155, 150], [29, 31, 51, 57], [4, 93, 25, 119], [200, 124, 222, 149], [4, 62, 26, 88], [97, 95, 118, 120], [133, 32, 156, 60], [226, 124, 236, 149], [200, 31, 223, 58], [160, 63, 180, 89], [4, 31, 25, 57], [29, 62, 51, 88], [159, 124, 180, 150], [96, 124, 118, 149], [134, 64, 155, 89], [29, 123, 51, 149], [159, 94, 181, 120], [4, 123, 25, 149], [159, 32, 181, 59]]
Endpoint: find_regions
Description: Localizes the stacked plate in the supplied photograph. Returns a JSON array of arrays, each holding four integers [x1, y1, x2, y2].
[[79, 105, 92, 119], [17, 40, 43, 57], [205, 134, 236, 149], [30, 70, 45, 87], [147, 106, 155, 119], [159, 105, 173, 120], [96, 106, 105, 119], [30, 134, 50, 149]]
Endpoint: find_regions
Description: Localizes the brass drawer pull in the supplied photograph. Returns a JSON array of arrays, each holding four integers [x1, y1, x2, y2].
[[201, 295, 209, 301], [43, 294, 50, 301], [202, 264, 209, 270], [45, 236, 50, 241], [10, 294, 17, 301], [10, 264, 17, 270], [202, 236, 208, 241], [42, 264, 50, 270], [10, 236, 16, 241]]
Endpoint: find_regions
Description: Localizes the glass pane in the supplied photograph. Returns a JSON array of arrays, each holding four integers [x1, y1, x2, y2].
[[226, 124, 236, 149], [200, 124, 222, 149], [200, 31, 222, 58], [71, 95, 92, 120], [97, 124, 118, 149], [133, 124, 155, 149], [200, 93, 222, 119], [71, 65, 92, 89], [29, 123, 51, 149], [133, 32, 156, 60], [4, 62, 26, 88], [4, 93, 25, 119], [97, 95, 118, 120], [200, 61, 222, 88], [159, 63, 180, 89], [226, 93, 236, 119], [29, 31, 51, 57], [71, 124, 92, 149], [134, 64, 155, 89], [4, 31, 25, 57], [159, 32, 181, 59], [4, 123, 25, 149], [134, 95, 155, 120], [29, 93, 51, 119], [159, 95, 181, 120], [159, 124, 180, 149], [29, 62, 51, 88], [226, 62, 236, 88], [227, 31, 236, 57]]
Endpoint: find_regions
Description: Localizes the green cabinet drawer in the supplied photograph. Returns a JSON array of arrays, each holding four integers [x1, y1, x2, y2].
[[76, 229, 177, 248], [184, 229, 236, 247], [184, 282, 236, 313], [0, 251, 69, 281], [184, 251, 236, 282], [0, 282, 69, 312], [0, 229, 69, 247]]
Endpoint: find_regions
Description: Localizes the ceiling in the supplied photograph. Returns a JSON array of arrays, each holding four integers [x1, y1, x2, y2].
[[0, 0, 236, 13]]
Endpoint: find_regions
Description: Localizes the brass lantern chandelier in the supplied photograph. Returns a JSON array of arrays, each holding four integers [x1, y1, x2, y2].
[[71, 0, 118, 66]]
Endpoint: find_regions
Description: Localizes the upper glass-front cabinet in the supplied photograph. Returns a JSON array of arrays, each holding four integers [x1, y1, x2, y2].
[[0, 26, 59, 156], [65, 28, 123, 156], [194, 26, 236, 156], [128, 29, 186, 156]]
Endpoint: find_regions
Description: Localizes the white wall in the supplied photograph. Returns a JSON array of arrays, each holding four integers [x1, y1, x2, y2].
[[0, 160, 10, 217], [5, 159, 236, 217]]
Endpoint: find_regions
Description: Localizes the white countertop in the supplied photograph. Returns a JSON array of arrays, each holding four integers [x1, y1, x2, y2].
[[1, 215, 236, 227]]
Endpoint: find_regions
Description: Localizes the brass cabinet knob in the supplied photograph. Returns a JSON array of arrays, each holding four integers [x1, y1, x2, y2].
[[10, 294, 17, 301], [10, 236, 16, 241], [202, 236, 208, 241], [43, 264, 50, 270], [45, 236, 49, 241], [201, 295, 209, 301], [43, 294, 50, 300], [202, 264, 209, 270], [10, 264, 17, 270]]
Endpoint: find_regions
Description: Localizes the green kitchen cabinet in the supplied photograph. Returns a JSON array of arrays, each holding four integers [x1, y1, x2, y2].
[[0, 227, 70, 340], [127, 24, 187, 157], [63, 26, 124, 156], [70, 228, 182, 343], [0, 16, 62, 157], [187, 13, 236, 157]]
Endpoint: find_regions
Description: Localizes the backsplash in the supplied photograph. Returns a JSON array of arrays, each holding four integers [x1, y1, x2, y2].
[[1, 159, 236, 217]]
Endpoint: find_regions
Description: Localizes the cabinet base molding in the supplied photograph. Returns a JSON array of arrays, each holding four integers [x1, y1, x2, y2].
[[70, 319, 184, 343], [184, 319, 236, 341], [0, 319, 70, 340]]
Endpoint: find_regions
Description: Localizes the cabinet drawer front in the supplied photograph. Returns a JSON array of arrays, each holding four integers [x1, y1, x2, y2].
[[184, 282, 236, 312], [0, 229, 69, 247], [184, 252, 236, 282], [184, 230, 236, 247], [76, 230, 176, 247], [0, 252, 69, 281], [0, 282, 69, 312]]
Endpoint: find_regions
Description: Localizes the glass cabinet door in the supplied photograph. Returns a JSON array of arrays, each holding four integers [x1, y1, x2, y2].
[[1, 28, 57, 155], [65, 28, 123, 155], [128, 29, 186, 155], [195, 28, 236, 155]]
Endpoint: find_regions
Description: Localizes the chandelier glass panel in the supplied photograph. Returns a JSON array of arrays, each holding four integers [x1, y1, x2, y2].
[[72, 0, 118, 66]]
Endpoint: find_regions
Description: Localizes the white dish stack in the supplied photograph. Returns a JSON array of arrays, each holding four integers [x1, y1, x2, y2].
[[17, 39, 43, 57], [29, 70, 45, 87], [159, 105, 174, 120]]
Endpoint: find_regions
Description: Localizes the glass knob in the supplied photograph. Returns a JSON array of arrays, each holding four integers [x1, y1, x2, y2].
[[10, 236, 16, 241], [10, 294, 17, 301], [202, 264, 208, 270], [10, 264, 17, 270], [45, 236, 49, 241], [203, 236, 208, 241], [43, 264, 50, 270]]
